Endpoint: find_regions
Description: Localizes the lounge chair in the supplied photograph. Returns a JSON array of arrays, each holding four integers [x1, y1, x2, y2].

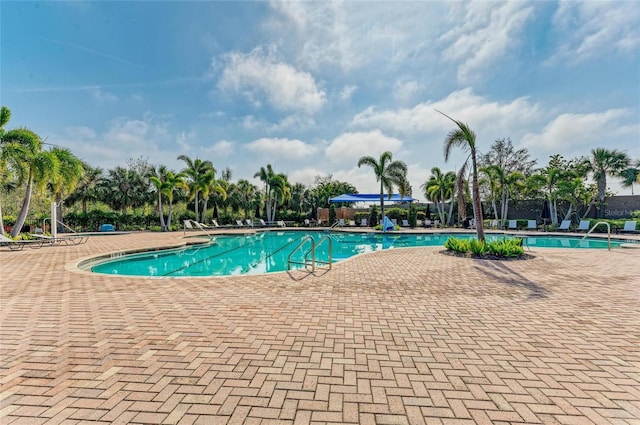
[[489, 219, 498, 229], [338, 219, 345, 227], [360, 218, 368, 227], [348, 220, 356, 227], [577, 220, 590, 232], [184, 220, 195, 231], [402, 219, 410, 227], [235, 220, 245, 228], [30, 233, 88, 245], [211, 220, 221, 228], [245, 219, 254, 228], [258, 219, 267, 227], [391, 218, 398, 226], [99, 224, 115, 232], [423, 219, 432, 228], [507, 220, 518, 230], [617, 221, 639, 234], [0, 234, 45, 250], [557, 220, 571, 231], [276, 220, 286, 228], [527, 220, 538, 231]]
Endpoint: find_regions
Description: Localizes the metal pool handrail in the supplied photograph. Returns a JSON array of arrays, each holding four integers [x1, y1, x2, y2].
[[288, 235, 316, 271], [311, 235, 333, 270], [583, 221, 611, 251]]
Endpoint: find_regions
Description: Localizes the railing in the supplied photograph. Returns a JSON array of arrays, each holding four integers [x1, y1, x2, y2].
[[287, 235, 333, 272], [583, 221, 611, 251], [191, 220, 215, 240], [288, 235, 316, 271], [310, 235, 333, 271]]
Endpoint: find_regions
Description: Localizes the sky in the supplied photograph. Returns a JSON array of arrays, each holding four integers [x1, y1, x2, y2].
[[2, 0, 639, 201]]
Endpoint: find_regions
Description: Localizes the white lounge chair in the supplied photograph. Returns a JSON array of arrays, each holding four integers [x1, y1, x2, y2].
[[527, 220, 538, 231], [338, 219, 345, 227], [0, 234, 45, 250], [211, 220, 221, 228], [423, 219, 432, 228], [577, 220, 590, 232], [360, 218, 368, 227], [617, 220, 638, 234], [235, 220, 244, 228], [348, 220, 356, 227], [508, 220, 518, 230], [30, 233, 88, 245], [258, 219, 267, 227], [276, 220, 286, 228], [489, 219, 498, 229], [402, 219, 410, 227], [557, 220, 571, 231], [245, 219, 254, 228], [184, 220, 195, 231]]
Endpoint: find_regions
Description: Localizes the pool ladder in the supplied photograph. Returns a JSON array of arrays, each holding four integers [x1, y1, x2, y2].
[[583, 221, 611, 251], [287, 235, 333, 272]]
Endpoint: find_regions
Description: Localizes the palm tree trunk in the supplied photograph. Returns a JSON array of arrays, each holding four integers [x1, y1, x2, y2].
[[56, 193, 64, 233], [471, 152, 485, 241], [0, 200, 4, 236], [379, 181, 385, 225], [11, 176, 33, 238], [167, 201, 173, 230], [447, 199, 454, 226], [597, 176, 606, 218], [158, 192, 166, 231], [201, 198, 208, 223]]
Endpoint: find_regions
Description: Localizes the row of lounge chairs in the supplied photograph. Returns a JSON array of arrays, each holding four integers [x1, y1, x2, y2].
[[184, 219, 287, 231], [502, 219, 638, 233], [0, 233, 89, 251]]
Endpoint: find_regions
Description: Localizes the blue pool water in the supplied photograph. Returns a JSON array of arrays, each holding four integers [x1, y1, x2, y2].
[[88, 231, 629, 277]]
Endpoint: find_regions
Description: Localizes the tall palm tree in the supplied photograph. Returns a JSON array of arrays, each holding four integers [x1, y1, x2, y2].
[[438, 111, 484, 241], [160, 171, 188, 230], [65, 164, 105, 214], [200, 170, 226, 223], [357, 151, 408, 225], [233, 179, 258, 219], [421, 167, 455, 225], [49, 147, 84, 233], [586, 148, 630, 218], [620, 161, 639, 195], [178, 155, 214, 220], [254, 164, 279, 223]]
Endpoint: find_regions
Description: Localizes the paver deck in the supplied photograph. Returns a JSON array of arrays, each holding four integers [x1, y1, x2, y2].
[[1, 230, 639, 424]]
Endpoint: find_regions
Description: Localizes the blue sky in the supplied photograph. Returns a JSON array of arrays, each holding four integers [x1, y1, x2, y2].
[[2, 1, 639, 200]]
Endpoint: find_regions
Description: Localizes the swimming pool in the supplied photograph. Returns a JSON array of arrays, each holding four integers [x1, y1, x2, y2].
[[88, 231, 630, 278]]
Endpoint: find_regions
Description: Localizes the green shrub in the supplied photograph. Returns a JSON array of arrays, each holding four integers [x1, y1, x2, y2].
[[469, 238, 488, 255], [369, 206, 379, 227], [408, 205, 417, 228], [329, 204, 337, 226], [444, 237, 470, 253], [487, 238, 524, 257]]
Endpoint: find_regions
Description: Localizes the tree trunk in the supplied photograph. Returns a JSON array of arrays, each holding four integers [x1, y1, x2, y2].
[[56, 193, 64, 233], [597, 176, 606, 218], [158, 192, 166, 231], [11, 175, 33, 238], [167, 201, 173, 230], [471, 151, 485, 241], [447, 199, 454, 226], [0, 200, 4, 236], [379, 181, 385, 226]]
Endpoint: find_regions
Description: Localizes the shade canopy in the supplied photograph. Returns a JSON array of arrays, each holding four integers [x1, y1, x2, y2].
[[329, 193, 415, 204]]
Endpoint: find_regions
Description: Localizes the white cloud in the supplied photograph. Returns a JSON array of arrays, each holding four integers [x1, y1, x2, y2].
[[551, 1, 640, 63], [240, 114, 315, 132], [351, 88, 542, 138], [340, 85, 357, 101], [86, 86, 118, 103], [217, 45, 326, 115], [440, 1, 534, 83], [521, 109, 640, 157], [324, 130, 403, 166], [245, 137, 318, 159], [203, 140, 234, 158], [393, 79, 421, 104]]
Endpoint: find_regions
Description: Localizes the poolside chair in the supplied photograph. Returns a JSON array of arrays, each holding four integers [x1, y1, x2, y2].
[[391, 218, 398, 226], [258, 219, 267, 227], [402, 219, 410, 227], [211, 219, 221, 228], [30, 233, 88, 245], [423, 219, 432, 228], [184, 220, 195, 231], [245, 219, 254, 228], [276, 220, 286, 228], [577, 220, 590, 232], [348, 220, 356, 227], [617, 220, 639, 234], [489, 219, 498, 229], [338, 219, 345, 227], [527, 220, 538, 231], [360, 218, 368, 227], [507, 220, 518, 230], [557, 220, 571, 231], [235, 220, 245, 228], [0, 234, 45, 250]]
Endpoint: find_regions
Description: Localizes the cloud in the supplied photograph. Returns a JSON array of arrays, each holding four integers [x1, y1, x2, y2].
[[351, 88, 541, 138], [393, 79, 421, 104], [440, 1, 534, 83], [217, 45, 326, 115], [86, 86, 118, 103], [268, 1, 446, 72], [550, 1, 640, 63], [340, 85, 357, 101], [245, 137, 318, 159], [324, 130, 403, 166], [521, 109, 640, 156], [204, 140, 234, 158]]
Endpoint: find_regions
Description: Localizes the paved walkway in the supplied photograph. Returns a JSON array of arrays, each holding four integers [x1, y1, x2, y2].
[[1, 230, 639, 424]]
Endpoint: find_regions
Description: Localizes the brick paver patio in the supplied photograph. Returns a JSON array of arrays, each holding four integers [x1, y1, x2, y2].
[[1, 230, 639, 424]]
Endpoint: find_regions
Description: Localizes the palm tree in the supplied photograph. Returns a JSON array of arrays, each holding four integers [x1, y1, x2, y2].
[[620, 161, 639, 195], [438, 111, 485, 241], [49, 147, 84, 233], [233, 179, 258, 219], [421, 167, 455, 225], [103, 166, 148, 214], [178, 155, 214, 220], [586, 148, 630, 218], [66, 164, 105, 214], [357, 151, 408, 225], [254, 164, 279, 223], [160, 171, 188, 230], [200, 171, 226, 223]]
